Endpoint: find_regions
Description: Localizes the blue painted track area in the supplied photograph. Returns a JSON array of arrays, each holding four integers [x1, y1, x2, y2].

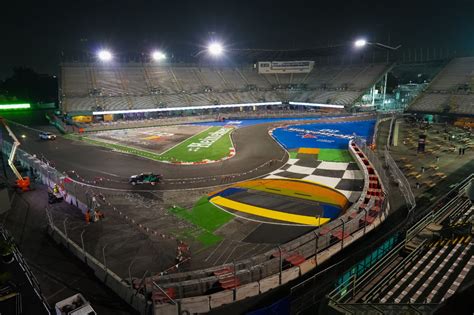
[[191, 116, 325, 128], [271, 120, 376, 149]]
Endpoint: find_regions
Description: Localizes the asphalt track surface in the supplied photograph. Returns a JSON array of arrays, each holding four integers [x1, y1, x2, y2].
[[8, 122, 288, 190], [6, 115, 372, 191]]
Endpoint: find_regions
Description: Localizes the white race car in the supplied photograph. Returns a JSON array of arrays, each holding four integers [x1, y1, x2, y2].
[[39, 132, 56, 140]]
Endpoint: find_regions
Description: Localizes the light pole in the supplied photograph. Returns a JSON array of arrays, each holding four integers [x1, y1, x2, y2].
[[354, 38, 401, 110], [354, 39, 401, 52]]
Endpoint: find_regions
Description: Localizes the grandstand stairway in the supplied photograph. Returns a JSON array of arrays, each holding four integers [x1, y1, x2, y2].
[[213, 266, 240, 290]]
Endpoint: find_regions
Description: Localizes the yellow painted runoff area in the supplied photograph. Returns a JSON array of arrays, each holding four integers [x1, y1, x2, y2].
[[211, 196, 330, 226], [298, 147, 320, 154]]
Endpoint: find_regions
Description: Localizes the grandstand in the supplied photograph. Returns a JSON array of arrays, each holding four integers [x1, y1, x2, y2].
[[327, 175, 474, 314], [59, 62, 390, 115], [409, 57, 474, 115]]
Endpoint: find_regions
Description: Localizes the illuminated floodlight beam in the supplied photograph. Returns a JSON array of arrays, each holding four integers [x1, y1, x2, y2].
[[354, 39, 367, 48], [0, 103, 31, 110], [98, 50, 113, 61], [208, 42, 224, 56], [152, 50, 166, 61], [92, 102, 282, 115], [288, 101, 345, 109]]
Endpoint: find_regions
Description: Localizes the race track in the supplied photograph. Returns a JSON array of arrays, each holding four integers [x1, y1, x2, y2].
[[9, 122, 288, 190], [7, 115, 372, 191]]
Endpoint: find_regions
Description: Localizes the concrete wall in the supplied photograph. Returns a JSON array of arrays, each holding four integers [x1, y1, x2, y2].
[[47, 225, 149, 314]]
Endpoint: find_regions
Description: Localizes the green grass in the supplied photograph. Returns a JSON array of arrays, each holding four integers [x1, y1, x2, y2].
[[159, 126, 233, 162], [65, 126, 234, 163], [167, 196, 234, 246], [289, 151, 298, 159], [317, 149, 353, 162]]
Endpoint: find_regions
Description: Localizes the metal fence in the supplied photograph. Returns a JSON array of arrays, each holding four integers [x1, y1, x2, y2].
[[356, 115, 416, 212], [0, 225, 51, 315]]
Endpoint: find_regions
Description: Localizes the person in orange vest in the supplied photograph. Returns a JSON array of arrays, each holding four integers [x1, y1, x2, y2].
[[85, 209, 91, 224]]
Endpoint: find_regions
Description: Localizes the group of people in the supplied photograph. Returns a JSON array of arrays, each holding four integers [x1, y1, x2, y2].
[[85, 209, 104, 223]]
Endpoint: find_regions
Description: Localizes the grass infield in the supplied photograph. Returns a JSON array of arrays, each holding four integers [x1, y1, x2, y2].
[[64, 126, 234, 163], [159, 126, 234, 162], [168, 196, 234, 246]]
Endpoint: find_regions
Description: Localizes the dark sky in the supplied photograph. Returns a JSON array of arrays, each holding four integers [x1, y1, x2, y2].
[[2, 0, 474, 78]]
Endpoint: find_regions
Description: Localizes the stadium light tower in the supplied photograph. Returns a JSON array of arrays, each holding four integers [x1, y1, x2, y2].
[[98, 50, 113, 61], [152, 50, 166, 61], [208, 42, 224, 56]]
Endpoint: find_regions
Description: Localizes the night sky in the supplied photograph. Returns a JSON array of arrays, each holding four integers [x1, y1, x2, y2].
[[2, 0, 474, 79]]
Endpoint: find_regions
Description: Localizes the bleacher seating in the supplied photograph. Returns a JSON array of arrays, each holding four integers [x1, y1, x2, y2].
[[429, 57, 474, 91], [408, 57, 474, 115], [60, 62, 390, 113], [61, 66, 90, 96], [363, 196, 473, 306]]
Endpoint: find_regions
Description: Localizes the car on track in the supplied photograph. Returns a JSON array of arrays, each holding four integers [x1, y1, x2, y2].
[[39, 131, 56, 140], [129, 172, 162, 185]]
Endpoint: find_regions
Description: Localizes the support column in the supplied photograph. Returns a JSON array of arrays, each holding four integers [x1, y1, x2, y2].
[[393, 120, 401, 146]]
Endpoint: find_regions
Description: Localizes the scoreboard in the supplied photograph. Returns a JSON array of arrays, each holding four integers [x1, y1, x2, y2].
[[257, 61, 314, 74]]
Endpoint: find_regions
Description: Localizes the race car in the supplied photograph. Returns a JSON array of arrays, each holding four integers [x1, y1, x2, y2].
[[129, 173, 162, 185], [39, 132, 56, 140]]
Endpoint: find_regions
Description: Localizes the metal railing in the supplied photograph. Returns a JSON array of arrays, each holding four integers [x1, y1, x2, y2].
[[326, 172, 473, 314], [0, 226, 52, 314], [406, 173, 473, 240]]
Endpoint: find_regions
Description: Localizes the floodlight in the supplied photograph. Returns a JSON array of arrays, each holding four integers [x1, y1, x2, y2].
[[208, 42, 224, 56], [152, 51, 166, 61], [0, 103, 30, 110], [98, 50, 113, 61], [354, 39, 367, 48]]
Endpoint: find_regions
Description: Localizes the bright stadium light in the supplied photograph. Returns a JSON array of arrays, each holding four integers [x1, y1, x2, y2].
[[152, 50, 166, 61], [353, 38, 401, 51], [0, 103, 31, 110], [208, 42, 224, 56], [98, 50, 113, 61], [354, 39, 367, 48]]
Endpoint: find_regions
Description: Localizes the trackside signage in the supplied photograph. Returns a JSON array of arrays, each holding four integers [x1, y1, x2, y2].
[[187, 127, 231, 152]]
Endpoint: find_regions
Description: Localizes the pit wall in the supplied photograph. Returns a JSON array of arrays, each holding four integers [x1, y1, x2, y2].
[[152, 139, 389, 314]]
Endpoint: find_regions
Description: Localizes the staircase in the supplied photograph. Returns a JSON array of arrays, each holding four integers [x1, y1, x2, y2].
[[213, 266, 240, 290]]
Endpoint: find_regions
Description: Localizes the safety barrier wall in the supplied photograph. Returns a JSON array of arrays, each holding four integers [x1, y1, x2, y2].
[[2, 132, 388, 314], [46, 219, 149, 314]]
